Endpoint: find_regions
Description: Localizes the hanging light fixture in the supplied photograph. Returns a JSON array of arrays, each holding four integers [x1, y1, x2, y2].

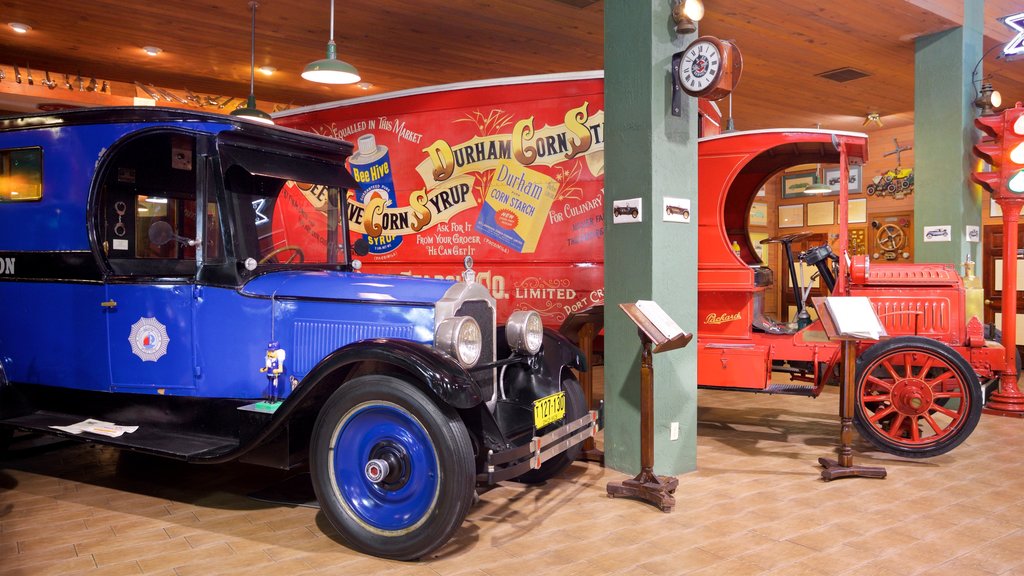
[[803, 179, 833, 194], [801, 123, 833, 194], [231, 1, 274, 125], [302, 0, 360, 84]]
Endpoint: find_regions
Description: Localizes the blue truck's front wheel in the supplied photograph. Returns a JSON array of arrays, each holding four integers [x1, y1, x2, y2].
[[310, 375, 475, 560]]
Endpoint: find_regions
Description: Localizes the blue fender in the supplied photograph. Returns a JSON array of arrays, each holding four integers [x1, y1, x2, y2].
[[219, 338, 482, 464]]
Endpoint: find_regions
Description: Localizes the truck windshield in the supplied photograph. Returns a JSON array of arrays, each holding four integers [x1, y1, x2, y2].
[[223, 163, 349, 268]]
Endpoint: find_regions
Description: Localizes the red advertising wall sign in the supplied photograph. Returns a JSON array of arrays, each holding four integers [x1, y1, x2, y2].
[[277, 74, 607, 327]]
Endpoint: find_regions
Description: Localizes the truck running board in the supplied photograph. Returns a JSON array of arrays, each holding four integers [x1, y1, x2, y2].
[[1, 410, 239, 460], [764, 383, 819, 397]]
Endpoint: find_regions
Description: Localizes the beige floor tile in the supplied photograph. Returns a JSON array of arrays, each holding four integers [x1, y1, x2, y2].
[[2, 385, 1024, 575]]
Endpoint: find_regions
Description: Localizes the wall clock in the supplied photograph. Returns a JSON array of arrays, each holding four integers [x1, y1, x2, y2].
[[674, 36, 743, 101]]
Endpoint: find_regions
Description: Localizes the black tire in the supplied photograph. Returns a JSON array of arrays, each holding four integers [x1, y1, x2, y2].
[[853, 336, 981, 459], [515, 377, 586, 484], [309, 375, 475, 560]]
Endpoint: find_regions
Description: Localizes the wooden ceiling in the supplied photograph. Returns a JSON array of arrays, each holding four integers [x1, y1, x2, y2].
[[0, 0, 1023, 132]]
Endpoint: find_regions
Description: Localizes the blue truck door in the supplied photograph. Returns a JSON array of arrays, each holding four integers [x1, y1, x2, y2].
[[105, 282, 196, 393], [96, 130, 205, 394]]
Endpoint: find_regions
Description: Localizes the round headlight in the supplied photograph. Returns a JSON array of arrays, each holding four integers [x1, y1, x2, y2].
[[435, 316, 482, 367], [506, 310, 544, 355]]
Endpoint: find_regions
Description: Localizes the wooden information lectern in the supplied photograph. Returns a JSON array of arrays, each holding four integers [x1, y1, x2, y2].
[[606, 301, 692, 512], [812, 296, 887, 481]]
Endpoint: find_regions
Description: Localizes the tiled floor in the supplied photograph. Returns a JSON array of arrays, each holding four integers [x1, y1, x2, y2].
[[3, 384, 1024, 575]]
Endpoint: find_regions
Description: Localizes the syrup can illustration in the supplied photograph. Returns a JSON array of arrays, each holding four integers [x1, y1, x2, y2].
[[350, 133, 402, 254]]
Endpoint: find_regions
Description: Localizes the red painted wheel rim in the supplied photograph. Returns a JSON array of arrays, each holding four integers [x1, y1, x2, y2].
[[859, 350, 969, 447]]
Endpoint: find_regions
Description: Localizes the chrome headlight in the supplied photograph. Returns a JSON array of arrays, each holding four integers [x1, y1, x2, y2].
[[506, 310, 544, 355], [435, 316, 482, 367]]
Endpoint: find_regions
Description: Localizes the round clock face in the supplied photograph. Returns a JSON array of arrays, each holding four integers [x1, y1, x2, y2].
[[680, 40, 721, 95]]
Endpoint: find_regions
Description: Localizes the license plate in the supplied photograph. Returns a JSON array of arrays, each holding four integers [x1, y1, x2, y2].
[[533, 391, 566, 429]]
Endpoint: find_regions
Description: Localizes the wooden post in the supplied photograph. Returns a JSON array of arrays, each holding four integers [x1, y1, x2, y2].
[[576, 321, 604, 463]]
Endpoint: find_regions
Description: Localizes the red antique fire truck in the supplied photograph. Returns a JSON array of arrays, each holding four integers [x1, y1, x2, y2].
[[699, 128, 1005, 458]]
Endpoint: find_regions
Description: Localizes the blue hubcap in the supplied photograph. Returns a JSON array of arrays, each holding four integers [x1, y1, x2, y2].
[[332, 402, 439, 532]]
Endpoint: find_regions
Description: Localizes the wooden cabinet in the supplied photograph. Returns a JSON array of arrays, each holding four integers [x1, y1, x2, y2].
[[982, 224, 1024, 325]]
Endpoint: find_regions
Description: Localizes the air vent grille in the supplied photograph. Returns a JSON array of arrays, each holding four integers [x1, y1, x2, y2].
[[816, 67, 870, 83]]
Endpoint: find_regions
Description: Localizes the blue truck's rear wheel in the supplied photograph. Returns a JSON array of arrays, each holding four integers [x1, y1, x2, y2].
[[310, 375, 474, 560]]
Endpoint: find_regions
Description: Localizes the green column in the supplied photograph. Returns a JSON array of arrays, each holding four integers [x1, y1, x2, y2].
[[603, 0, 698, 475], [913, 0, 983, 266]]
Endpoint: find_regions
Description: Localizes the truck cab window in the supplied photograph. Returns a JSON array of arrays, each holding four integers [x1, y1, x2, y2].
[[97, 131, 215, 277]]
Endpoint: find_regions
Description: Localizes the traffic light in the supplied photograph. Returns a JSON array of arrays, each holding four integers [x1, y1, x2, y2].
[[1009, 110, 1024, 193], [971, 104, 1024, 199]]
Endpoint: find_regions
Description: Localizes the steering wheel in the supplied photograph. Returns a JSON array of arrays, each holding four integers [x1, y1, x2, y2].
[[875, 224, 906, 252], [760, 231, 816, 245], [258, 245, 305, 264]]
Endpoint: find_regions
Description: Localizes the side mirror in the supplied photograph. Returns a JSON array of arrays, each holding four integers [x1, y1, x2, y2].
[[148, 220, 196, 247], [148, 220, 175, 246]]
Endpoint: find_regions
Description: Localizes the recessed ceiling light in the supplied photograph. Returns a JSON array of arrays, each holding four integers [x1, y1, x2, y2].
[[8, 22, 31, 34], [142, 46, 162, 56], [259, 66, 276, 76], [356, 81, 373, 90]]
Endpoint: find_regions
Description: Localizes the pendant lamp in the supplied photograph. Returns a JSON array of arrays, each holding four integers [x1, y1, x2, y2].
[[302, 0, 360, 84], [231, 1, 274, 124]]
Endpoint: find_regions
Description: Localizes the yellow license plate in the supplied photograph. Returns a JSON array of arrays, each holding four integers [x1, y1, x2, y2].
[[533, 391, 566, 429]]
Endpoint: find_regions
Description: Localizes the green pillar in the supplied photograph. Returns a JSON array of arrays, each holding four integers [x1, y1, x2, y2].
[[913, 0, 983, 266], [603, 0, 698, 475]]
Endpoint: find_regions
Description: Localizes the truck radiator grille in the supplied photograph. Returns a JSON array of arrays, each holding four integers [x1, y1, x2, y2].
[[457, 300, 496, 397], [292, 321, 414, 375], [871, 299, 950, 335]]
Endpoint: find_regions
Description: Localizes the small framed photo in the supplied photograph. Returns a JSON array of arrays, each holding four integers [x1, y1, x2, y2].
[[824, 165, 862, 194], [807, 201, 834, 226], [749, 202, 768, 227], [778, 204, 804, 228], [782, 171, 819, 198], [848, 198, 867, 223]]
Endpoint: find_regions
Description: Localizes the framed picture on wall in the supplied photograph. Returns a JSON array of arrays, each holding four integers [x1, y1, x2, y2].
[[750, 231, 769, 261], [778, 204, 803, 228], [991, 199, 1024, 217], [749, 202, 768, 226], [781, 171, 819, 198], [848, 198, 867, 223], [824, 165, 862, 194], [807, 201, 834, 226]]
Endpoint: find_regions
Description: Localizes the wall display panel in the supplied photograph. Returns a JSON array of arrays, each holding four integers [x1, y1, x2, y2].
[[778, 204, 803, 228], [848, 198, 867, 223], [806, 201, 834, 226]]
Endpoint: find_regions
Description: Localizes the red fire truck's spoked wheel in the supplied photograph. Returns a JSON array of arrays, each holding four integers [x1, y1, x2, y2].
[[853, 336, 982, 459]]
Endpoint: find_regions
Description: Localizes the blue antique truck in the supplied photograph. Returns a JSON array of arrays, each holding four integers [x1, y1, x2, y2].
[[0, 107, 595, 560]]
